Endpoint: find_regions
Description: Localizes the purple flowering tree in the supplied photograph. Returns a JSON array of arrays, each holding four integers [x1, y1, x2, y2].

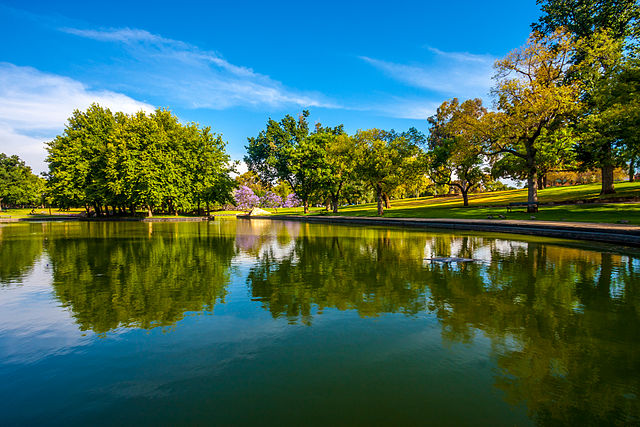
[[283, 193, 302, 208], [260, 191, 283, 212], [233, 185, 260, 211]]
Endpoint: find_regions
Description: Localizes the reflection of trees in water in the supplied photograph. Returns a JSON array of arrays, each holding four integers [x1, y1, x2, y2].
[[0, 223, 45, 285], [246, 225, 435, 324], [419, 243, 639, 426], [46, 222, 236, 334], [244, 223, 640, 425]]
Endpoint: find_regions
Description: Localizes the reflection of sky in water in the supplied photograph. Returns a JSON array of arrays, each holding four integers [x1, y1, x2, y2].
[[1, 221, 639, 425], [0, 256, 94, 364]]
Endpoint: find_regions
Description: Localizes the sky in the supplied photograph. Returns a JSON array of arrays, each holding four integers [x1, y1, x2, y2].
[[0, 0, 541, 173]]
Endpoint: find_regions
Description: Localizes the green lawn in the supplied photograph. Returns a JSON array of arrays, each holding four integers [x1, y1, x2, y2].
[[0, 208, 85, 219], [272, 182, 640, 225], [2, 182, 639, 224], [0, 208, 245, 220]]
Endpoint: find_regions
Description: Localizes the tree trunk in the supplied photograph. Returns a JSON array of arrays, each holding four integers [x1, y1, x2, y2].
[[147, 205, 153, 218], [0, 198, 3, 212], [331, 195, 339, 213], [206, 201, 210, 216], [376, 184, 384, 216], [601, 164, 616, 195], [383, 192, 391, 209], [130, 205, 136, 215], [630, 158, 635, 182], [303, 199, 309, 214], [462, 190, 469, 207], [527, 170, 538, 213]]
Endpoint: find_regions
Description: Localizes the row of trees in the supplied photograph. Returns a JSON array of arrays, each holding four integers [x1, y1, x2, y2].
[[245, 0, 640, 213], [46, 105, 235, 216], [245, 113, 433, 215]]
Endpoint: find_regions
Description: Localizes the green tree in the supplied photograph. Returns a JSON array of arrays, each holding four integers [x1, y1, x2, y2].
[[427, 98, 487, 207], [575, 37, 640, 192], [352, 129, 421, 216], [485, 30, 583, 212], [245, 111, 334, 214], [48, 105, 235, 216], [534, 1, 640, 194], [0, 153, 44, 210], [532, 0, 640, 45]]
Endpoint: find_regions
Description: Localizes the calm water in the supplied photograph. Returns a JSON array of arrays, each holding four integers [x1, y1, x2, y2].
[[0, 219, 639, 426]]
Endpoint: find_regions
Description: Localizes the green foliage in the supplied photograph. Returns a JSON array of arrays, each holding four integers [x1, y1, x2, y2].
[[352, 129, 423, 216], [0, 153, 44, 210], [485, 29, 584, 210], [575, 34, 640, 192], [46, 104, 235, 216], [532, 0, 640, 45], [427, 98, 487, 206], [246, 111, 347, 213]]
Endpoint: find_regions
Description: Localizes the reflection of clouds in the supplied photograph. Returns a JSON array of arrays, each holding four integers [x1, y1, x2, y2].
[[234, 220, 300, 265], [0, 256, 93, 364]]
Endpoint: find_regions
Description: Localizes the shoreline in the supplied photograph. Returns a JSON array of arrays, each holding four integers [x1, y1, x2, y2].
[[238, 215, 640, 247], [0, 215, 237, 223], [4, 213, 640, 246]]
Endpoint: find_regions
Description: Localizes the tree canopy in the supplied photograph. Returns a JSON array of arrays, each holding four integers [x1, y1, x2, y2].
[[46, 104, 235, 216], [0, 153, 44, 211]]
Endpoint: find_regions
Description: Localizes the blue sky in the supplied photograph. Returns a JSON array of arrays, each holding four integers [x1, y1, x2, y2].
[[0, 0, 540, 172]]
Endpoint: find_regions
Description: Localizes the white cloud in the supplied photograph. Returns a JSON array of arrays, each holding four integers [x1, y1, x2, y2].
[[0, 63, 154, 172], [61, 26, 337, 110], [360, 47, 496, 99]]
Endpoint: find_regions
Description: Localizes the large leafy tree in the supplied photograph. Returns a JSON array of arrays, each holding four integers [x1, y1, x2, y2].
[[532, 0, 640, 43], [0, 153, 44, 210], [245, 111, 334, 214], [427, 98, 487, 207], [533, 0, 640, 193], [47, 104, 234, 216], [353, 129, 421, 216], [573, 33, 638, 193], [313, 124, 353, 213], [485, 30, 583, 212]]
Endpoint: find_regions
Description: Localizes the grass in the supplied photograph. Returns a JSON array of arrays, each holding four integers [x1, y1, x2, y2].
[[0, 207, 85, 219], [272, 182, 640, 225], [0, 208, 245, 220], [2, 182, 639, 224]]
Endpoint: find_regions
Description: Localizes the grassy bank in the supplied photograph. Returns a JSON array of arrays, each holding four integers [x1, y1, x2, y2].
[[0, 208, 245, 220], [274, 182, 640, 225]]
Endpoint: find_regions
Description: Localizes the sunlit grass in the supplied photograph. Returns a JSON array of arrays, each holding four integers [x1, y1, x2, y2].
[[271, 182, 640, 225]]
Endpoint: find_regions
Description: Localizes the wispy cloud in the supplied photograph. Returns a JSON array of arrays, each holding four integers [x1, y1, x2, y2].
[[61, 26, 336, 110], [357, 98, 441, 120], [360, 47, 496, 99], [0, 63, 154, 172]]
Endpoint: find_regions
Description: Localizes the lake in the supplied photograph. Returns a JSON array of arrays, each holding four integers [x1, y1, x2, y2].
[[0, 219, 638, 426]]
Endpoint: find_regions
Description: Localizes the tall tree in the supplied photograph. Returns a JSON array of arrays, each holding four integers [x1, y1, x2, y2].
[[533, 0, 640, 194], [485, 30, 583, 212], [574, 34, 638, 193], [532, 0, 640, 43], [353, 129, 421, 216], [48, 105, 235, 216], [427, 98, 487, 207], [245, 111, 334, 214], [0, 153, 44, 210]]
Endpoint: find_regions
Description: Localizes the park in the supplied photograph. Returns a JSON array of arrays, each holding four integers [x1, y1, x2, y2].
[[1, 1, 639, 425]]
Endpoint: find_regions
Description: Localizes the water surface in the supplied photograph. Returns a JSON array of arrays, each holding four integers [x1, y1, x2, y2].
[[1, 220, 638, 425]]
